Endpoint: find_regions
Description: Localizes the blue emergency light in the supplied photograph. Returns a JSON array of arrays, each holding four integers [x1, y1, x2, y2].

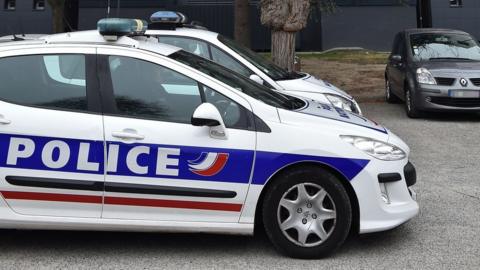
[[97, 18, 147, 37], [150, 11, 187, 24]]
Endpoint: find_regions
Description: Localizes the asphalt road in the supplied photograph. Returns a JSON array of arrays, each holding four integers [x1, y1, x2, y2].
[[0, 103, 479, 270]]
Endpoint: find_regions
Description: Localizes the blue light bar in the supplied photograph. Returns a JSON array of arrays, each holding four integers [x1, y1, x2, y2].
[[150, 11, 187, 24], [97, 18, 147, 37]]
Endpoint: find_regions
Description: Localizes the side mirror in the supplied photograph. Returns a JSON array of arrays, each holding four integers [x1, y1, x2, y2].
[[249, 74, 264, 85], [391, 54, 402, 62], [191, 103, 228, 140]]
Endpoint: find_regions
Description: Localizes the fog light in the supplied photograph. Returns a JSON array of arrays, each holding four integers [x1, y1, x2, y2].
[[381, 193, 390, 204], [408, 187, 417, 201], [380, 183, 390, 204]]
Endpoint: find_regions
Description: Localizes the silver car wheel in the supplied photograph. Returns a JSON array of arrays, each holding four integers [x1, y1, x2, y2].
[[386, 79, 391, 100], [406, 89, 412, 112], [277, 183, 337, 247]]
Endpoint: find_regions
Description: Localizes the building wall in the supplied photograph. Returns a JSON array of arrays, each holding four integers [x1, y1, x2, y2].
[[0, 0, 417, 52], [321, 6, 417, 51], [430, 0, 480, 39], [0, 0, 53, 36]]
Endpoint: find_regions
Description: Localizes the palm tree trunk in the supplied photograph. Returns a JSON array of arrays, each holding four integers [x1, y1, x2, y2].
[[234, 0, 251, 48], [271, 30, 296, 71]]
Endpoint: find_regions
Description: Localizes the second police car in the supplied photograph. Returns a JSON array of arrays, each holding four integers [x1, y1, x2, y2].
[[0, 19, 418, 259], [146, 11, 362, 114]]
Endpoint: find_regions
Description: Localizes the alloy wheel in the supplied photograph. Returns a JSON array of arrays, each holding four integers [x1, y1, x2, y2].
[[277, 183, 337, 247]]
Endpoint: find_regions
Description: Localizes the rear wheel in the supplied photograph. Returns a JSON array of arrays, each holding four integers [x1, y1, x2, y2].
[[262, 166, 352, 259], [385, 76, 400, 103]]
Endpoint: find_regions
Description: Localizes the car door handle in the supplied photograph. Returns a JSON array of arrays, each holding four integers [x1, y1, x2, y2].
[[0, 115, 11, 125], [112, 130, 145, 140]]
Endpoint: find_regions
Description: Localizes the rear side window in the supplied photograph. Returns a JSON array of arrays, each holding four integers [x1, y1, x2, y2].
[[157, 36, 210, 59], [0, 54, 88, 111], [210, 46, 252, 77], [391, 33, 401, 54]]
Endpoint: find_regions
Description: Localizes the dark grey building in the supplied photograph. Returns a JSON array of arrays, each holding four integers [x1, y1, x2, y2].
[[0, 0, 53, 36], [430, 0, 480, 39], [1, 0, 478, 51], [322, 1, 417, 51]]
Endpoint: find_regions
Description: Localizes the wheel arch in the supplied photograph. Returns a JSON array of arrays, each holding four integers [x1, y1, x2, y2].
[[253, 161, 360, 235]]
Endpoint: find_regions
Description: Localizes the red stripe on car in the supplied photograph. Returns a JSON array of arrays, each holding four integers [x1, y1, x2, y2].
[[104, 196, 242, 212], [0, 191, 242, 212]]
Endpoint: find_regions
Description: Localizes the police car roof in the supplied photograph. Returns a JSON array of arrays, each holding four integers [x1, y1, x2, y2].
[[145, 26, 219, 40], [0, 30, 182, 56]]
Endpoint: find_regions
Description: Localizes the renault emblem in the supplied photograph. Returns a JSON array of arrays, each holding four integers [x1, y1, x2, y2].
[[460, 78, 468, 87]]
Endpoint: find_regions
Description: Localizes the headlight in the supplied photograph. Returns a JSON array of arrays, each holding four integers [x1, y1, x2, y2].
[[340, 135, 406, 161], [325, 94, 358, 113], [416, 67, 436, 85]]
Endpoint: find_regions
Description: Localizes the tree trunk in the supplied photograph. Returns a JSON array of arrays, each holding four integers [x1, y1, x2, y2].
[[48, 0, 65, 33], [260, 0, 310, 71], [234, 0, 251, 48], [271, 30, 295, 71]]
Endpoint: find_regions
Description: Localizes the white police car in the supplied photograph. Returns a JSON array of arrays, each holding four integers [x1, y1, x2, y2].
[[145, 11, 362, 114], [0, 19, 417, 258]]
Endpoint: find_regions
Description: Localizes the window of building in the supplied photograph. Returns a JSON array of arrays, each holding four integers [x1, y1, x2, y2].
[[4, 0, 15, 10], [0, 54, 88, 111], [449, 0, 462, 7], [33, 0, 45, 10]]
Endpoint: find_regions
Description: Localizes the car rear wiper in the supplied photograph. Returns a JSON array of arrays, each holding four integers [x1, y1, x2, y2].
[[429, 57, 476, 61]]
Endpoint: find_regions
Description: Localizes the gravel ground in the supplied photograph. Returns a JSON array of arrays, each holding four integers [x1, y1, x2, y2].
[[301, 58, 386, 103], [0, 103, 479, 269]]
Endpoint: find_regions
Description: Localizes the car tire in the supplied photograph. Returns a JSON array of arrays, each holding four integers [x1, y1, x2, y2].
[[405, 85, 422, 118], [262, 165, 352, 259], [385, 76, 400, 103]]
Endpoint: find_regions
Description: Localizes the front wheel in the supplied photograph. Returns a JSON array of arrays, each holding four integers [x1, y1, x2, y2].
[[262, 166, 352, 259], [405, 86, 422, 118]]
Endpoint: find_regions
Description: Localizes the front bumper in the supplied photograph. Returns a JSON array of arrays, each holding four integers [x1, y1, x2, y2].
[[351, 159, 419, 234], [416, 84, 480, 112]]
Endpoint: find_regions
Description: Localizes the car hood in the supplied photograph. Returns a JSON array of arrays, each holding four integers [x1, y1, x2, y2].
[[294, 99, 387, 135], [415, 60, 480, 75], [276, 73, 353, 99], [276, 100, 410, 154]]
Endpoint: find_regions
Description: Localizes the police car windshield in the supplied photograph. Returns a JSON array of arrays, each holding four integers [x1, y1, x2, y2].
[[217, 35, 304, 81], [170, 50, 305, 110]]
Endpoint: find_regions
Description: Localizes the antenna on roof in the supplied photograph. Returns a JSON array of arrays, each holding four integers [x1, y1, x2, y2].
[[116, 0, 121, 17], [12, 34, 24, 41]]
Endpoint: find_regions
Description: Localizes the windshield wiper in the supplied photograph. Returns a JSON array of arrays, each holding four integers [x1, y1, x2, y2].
[[429, 57, 476, 61]]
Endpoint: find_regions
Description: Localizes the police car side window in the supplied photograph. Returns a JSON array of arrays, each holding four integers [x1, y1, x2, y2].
[[202, 85, 253, 130], [0, 54, 88, 111], [210, 46, 252, 77], [108, 56, 202, 124], [157, 36, 210, 59]]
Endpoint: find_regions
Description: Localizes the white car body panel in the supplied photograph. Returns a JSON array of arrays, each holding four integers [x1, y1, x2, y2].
[[0, 33, 418, 236]]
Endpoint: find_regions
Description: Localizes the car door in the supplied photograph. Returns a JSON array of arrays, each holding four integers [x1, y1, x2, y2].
[[0, 47, 105, 218], [97, 48, 256, 223]]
